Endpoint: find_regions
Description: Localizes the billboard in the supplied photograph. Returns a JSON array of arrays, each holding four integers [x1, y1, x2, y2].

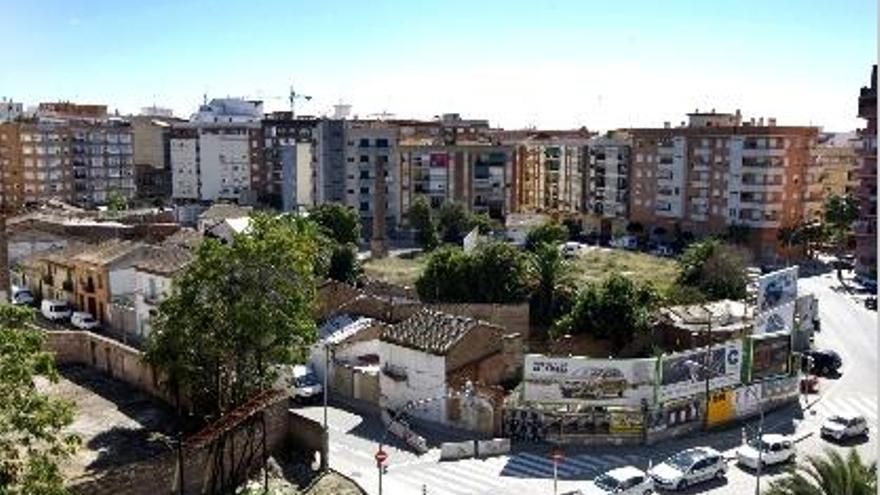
[[523, 355, 657, 406], [750, 334, 791, 381], [734, 384, 762, 417], [753, 302, 795, 335], [706, 389, 735, 427], [609, 410, 645, 434], [659, 341, 743, 401], [756, 267, 798, 313]]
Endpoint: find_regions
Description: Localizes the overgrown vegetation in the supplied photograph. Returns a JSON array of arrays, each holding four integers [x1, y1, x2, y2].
[[309, 204, 363, 284], [416, 242, 529, 303], [0, 305, 79, 494], [146, 213, 320, 423], [406, 197, 496, 251], [676, 238, 751, 301], [524, 222, 569, 252]]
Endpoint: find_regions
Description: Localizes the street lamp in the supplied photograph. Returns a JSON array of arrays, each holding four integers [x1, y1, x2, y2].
[[322, 341, 335, 472]]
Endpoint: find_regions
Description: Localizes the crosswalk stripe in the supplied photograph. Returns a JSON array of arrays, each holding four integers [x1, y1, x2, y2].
[[561, 455, 606, 474], [441, 462, 509, 490], [401, 468, 483, 495], [604, 454, 631, 466], [501, 455, 554, 478], [517, 452, 580, 477]]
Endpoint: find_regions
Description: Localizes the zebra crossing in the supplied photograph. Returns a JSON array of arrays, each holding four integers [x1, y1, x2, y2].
[[808, 395, 878, 423], [386, 451, 660, 495]]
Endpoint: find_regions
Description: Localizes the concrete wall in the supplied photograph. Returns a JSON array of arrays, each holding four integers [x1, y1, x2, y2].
[[379, 342, 446, 423]]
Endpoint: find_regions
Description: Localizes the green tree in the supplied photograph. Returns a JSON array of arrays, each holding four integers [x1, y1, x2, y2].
[[408, 196, 438, 251], [416, 242, 529, 304], [726, 224, 752, 246], [437, 201, 472, 244], [525, 222, 568, 252], [0, 305, 79, 494], [778, 224, 805, 265], [106, 190, 128, 217], [677, 239, 750, 301], [555, 274, 659, 352], [145, 213, 320, 422], [309, 203, 362, 245], [766, 449, 876, 495], [529, 243, 573, 326], [328, 243, 362, 284], [824, 194, 859, 278]]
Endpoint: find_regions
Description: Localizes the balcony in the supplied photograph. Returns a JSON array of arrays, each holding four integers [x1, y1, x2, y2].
[[62, 280, 74, 292]]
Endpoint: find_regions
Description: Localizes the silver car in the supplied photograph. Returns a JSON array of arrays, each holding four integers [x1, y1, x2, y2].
[[649, 447, 726, 491]]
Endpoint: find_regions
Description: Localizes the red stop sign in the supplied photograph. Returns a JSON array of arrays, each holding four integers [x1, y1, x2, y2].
[[375, 449, 388, 465], [551, 449, 564, 463]]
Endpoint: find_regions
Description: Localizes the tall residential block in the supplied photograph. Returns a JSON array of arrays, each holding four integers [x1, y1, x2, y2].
[[0, 103, 134, 208], [628, 111, 818, 261], [807, 132, 860, 221], [855, 65, 877, 278], [130, 111, 180, 204], [170, 99, 262, 203], [260, 112, 320, 211]]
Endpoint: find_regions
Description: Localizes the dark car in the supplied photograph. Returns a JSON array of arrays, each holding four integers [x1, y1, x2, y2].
[[866, 297, 877, 311], [802, 350, 842, 377]]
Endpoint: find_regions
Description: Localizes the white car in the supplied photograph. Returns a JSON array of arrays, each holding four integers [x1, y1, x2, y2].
[[290, 365, 323, 402], [649, 447, 727, 491], [821, 413, 869, 441], [70, 311, 100, 330], [40, 299, 72, 322], [579, 466, 654, 494], [736, 434, 795, 470], [10, 287, 34, 306], [560, 242, 585, 258], [611, 236, 639, 250]]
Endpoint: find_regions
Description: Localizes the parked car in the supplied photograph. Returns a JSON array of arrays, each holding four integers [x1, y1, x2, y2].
[[290, 365, 323, 402], [571, 466, 654, 494], [821, 413, 869, 441], [10, 286, 34, 306], [70, 311, 100, 330], [611, 235, 639, 251], [560, 241, 585, 258], [865, 297, 877, 311], [649, 447, 727, 491], [560, 367, 629, 399], [801, 349, 842, 377], [736, 434, 795, 470], [649, 244, 673, 257], [40, 299, 72, 322]]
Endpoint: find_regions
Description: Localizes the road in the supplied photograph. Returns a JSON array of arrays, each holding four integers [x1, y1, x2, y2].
[[301, 270, 877, 494]]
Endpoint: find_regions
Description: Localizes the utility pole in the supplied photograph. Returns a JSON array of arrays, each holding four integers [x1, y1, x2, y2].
[[703, 304, 713, 429], [754, 387, 765, 495], [322, 342, 330, 471]]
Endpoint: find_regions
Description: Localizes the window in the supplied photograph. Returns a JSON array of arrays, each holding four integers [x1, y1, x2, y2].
[[375, 138, 389, 148], [358, 138, 370, 148], [359, 170, 370, 179], [360, 187, 369, 194], [360, 155, 369, 163], [359, 202, 369, 211]]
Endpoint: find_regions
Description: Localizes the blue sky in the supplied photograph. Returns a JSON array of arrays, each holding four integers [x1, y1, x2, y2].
[[1, 0, 875, 131]]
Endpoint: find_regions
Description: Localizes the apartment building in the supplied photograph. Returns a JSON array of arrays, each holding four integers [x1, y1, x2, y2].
[[0, 103, 134, 208], [170, 99, 262, 203], [807, 132, 860, 221], [505, 130, 592, 215], [343, 120, 401, 239], [585, 132, 632, 235], [629, 111, 819, 261], [130, 112, 180, 203], [260, 112, 319, 211], [0, 99, 23, 123], [855, 66, 877, 278]]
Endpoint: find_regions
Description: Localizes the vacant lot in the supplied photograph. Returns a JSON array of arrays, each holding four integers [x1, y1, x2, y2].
[[363, 247, 679, 292], [569, 247, 679, 293]]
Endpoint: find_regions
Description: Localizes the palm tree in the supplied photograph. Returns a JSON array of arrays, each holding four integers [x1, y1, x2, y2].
[[824, 194, 859, 280], [766, 449, 876, 495], [529, 243, 572, 326], [777, 223, 805, 266]]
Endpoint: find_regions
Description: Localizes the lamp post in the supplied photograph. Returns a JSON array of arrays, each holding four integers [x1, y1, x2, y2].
[[322, 342, 333, 472], [702, 304, 713, 429]]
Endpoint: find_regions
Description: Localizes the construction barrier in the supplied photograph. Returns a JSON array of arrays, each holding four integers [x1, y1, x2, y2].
[[476, 438, 511, 457], [440, 441, 476, 461]]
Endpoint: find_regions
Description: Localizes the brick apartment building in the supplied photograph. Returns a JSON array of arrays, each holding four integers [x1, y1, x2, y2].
[[0, 103, 134, 209], [628, 111, 819, 261], [855, 65, 877, 278]]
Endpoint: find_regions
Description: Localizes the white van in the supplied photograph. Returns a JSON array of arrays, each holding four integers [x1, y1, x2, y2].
[[41, 299, 72, 321]]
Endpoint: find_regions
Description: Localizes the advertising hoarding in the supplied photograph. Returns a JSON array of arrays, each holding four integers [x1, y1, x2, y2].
[[609, 410, 645, 434], [523, 355, 657, 406], [659, 341, 743, 401], [750, 334, 792, 381], [706, 389, 735, 427], [734, 384, 762, 417], [753, 302, 795, 336], [756, 266, 798, 313]]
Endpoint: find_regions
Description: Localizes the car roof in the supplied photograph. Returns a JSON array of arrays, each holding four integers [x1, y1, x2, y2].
[[829, 412, 864, 420], [72, 311, 93, 318], [605, 466, 645, 480], [689, 446, 721, 457], [44, 299, 68, 305], [761, 434, 790, 443]]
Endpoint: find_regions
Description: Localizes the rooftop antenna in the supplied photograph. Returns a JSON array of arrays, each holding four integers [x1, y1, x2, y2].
[[289, 84, 312, 117]]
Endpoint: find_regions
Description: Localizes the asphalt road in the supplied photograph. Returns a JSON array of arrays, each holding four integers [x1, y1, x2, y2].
[[301, 270, 877, 495]]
